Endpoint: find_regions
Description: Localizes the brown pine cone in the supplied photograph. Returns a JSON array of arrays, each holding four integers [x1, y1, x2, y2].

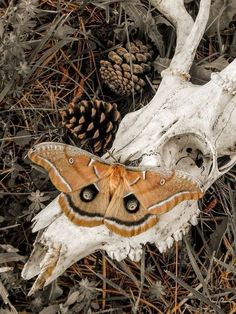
[[100, 40, 154, 96], [61, 99, 121, 155]]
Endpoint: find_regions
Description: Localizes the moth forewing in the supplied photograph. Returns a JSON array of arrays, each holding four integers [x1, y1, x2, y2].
[[28, 142, 110, 193]]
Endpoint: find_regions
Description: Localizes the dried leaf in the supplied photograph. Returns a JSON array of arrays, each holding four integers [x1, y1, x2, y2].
[[0, 280, 18, 314], [0, 280, 9, 305], [121, 1, 165, 55], [14, 130, 31, 147], [0, 244, 19, 253], [121, 2, 147, 34], [0, 307, 17, 314], [154, 14, 172, 27], [208, 216, 228, 256], [204, 56, 229, 71], [206, 0, 236, 35], [48, 281, 63, 301], [0, 267, 13, 273], [54, 24, 76, 40], [118, 261, 139, 288], [0, 19, 4, 38], [0, 253, 25, 264], [145, 13, 165, 56], [61, 279, 99, 313], [184, 238, 210, 297], [63, 291, 81, 307], [153, 56, 171, 73], [190, 62, 212, 85], [229, 33, 236, 57], [39, 305, 60, 314], [113, 19, 137, 42]]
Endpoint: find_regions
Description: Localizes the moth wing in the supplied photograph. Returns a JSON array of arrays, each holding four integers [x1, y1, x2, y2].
[[59, 177, 110, 227], [28, 142, 110, 192], [104, 181, 158, 237], [126, 169, 203, 215]]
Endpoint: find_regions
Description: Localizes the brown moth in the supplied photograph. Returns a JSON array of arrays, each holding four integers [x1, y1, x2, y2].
[[28, 142, 204, 237]]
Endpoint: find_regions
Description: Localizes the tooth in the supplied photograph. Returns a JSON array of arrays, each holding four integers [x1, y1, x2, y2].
[[119, 251, 128, 261], [128, 249, 136, 261], [129, 248, 142, 262], [190, 215, 198, 226], [135, 249, 143, 261], [114, 250, 124, 262], [182, 223, 190, 235], [157, 241, 167, 253], [166, 236, 174, 248], [107, 250, 115, 260], [162, 246, 167, 253], [173, 230, 182, 241]]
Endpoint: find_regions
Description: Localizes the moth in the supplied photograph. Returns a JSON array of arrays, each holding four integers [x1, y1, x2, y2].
[[28, 142, 204, 237]]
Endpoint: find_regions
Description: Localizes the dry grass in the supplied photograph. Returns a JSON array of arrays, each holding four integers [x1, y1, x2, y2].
[[0, 0, 236, 313]]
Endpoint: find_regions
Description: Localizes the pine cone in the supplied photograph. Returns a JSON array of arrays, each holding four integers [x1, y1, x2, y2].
[[100, 40, 154, 96], [61, 99, 121, 155]]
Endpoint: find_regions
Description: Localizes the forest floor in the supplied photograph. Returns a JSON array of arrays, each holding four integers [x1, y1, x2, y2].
[[0, 0, 236, 313]]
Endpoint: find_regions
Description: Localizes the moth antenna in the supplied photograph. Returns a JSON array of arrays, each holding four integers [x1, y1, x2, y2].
[[105, 150, 118, 163], [124, 153, 135, 163], [122, 155, 144, 167], [24, 152, 30, 160]]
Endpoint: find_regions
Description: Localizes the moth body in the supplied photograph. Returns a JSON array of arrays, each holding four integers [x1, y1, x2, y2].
[[106, 165, 124, 194]]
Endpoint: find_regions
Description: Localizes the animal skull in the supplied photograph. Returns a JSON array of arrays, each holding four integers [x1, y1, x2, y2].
[[115, 71, 236, 188], [22, 0, 236, 295]]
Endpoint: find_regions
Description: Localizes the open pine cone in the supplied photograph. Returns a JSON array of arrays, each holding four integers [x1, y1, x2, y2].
[[61, 99, 121, 155], [100, 40, 154, 96]]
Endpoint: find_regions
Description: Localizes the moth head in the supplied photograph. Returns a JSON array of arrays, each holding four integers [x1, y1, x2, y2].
[[80, 184, 99, 202], [123, 193, 140, 213]]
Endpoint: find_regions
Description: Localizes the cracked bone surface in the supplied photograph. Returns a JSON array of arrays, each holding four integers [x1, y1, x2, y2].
[[22, 0, 236, 294]]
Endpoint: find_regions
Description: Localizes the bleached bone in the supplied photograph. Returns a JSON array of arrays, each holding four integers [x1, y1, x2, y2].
[[22, 196, 201, 295], [22, 0, 236, 294]]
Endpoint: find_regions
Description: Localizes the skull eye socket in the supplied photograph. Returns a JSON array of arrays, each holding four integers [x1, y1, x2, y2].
[[124, 194, 140, 213], [80, 184, 99, 202]]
